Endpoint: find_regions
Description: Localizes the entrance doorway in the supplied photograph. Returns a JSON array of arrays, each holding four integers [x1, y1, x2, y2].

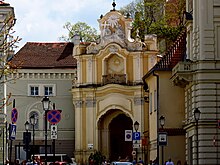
[[109, 114, 132, 161]]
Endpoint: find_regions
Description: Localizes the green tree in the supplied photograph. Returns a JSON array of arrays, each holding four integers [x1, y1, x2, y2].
[[59, 21, 99, 42], [120, 0, 185, 51]]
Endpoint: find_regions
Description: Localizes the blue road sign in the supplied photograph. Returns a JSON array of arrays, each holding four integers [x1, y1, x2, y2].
[[133, 132, 141, 140], [47, 110, 61, 124], [9, 123, 16, 140], [11, 108, 18, 124]]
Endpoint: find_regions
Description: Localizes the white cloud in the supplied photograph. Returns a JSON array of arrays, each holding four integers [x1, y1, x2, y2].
[[6, 0, 133, 50]]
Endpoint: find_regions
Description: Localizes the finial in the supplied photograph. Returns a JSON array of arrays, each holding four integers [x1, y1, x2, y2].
[[100, 14, 103, 19], [112, 0, 116, 11]]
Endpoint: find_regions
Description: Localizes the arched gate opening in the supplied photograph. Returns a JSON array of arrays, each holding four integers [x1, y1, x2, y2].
[[109, 114, 133, 161], [98, 110, 133, 162]]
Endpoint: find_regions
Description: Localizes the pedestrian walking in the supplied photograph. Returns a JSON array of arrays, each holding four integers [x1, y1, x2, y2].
[[176, 160, 181, 165], [88, 153, 94, 165], [138, 158, 144, 165], [166, 158, 174, 165]]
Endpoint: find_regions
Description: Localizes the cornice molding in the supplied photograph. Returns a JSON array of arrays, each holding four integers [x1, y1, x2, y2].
[[8, 72, 76, 80]]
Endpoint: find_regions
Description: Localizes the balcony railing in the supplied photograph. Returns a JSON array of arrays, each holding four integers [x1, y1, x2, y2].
[[171, 61, 193, 87], [172, 61, 192, 76]]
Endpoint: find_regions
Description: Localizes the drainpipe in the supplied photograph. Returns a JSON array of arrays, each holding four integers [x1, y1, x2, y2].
[[153, 71, 159, 164]]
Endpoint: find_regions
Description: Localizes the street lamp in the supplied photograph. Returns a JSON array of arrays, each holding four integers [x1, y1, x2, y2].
[[194, 108, 201, 165], [134, 121, 140, 132], [133, 121, 139, 162], [159, 116, 165, 165], [24, 121, 30, 162], [30, 114, 36, 158], [42, 96, 50, 165]]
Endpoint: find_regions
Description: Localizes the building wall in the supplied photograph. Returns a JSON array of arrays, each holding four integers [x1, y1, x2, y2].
[[145, 71, 185, 163], [5, 69, 76, 161], [176, 0, 220, 164]]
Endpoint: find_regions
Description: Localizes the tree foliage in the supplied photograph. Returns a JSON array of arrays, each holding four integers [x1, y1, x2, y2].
[[0, 8, 21, 108], [59, 21, 99, 42], [120, 0, 185, 51], [1, 13, 21, 81]]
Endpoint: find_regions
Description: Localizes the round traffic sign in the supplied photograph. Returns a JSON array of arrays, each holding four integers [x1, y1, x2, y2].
[[11, 108, 18, 124], [132, 151, 136, 156], [126, 134, 131, 139], [47, 110, 61, 124]]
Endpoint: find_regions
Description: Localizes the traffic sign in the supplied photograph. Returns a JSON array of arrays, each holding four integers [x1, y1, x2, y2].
[[9, 124, 16, 140], [133, 132, 141, 140], [132, 150, 136, 156], [47, 110, 61, 124], [125, 130, 132, 141], [51, 125, 57, 139], [133, 143, 141, 148], [158, 132, 167, 146], [11, 108, 18, 124], [133, 140, 141, 148]]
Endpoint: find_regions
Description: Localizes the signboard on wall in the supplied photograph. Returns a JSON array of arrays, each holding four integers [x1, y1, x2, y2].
[[125, 130, 132, 141]]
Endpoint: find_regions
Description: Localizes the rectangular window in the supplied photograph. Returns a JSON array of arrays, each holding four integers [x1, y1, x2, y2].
[[149, 93, 152, 114], [30, 86, 39, 96], [28, 84, 56, 96], [44, 86, 53, 96], [154, 90, 157, 111]]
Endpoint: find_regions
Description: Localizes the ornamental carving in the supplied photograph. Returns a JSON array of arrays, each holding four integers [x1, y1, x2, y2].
[[106, 54, 124, 74], [102, 74, 126, 85], [74, 100, 83, 108], [127, 41, 143, 51]]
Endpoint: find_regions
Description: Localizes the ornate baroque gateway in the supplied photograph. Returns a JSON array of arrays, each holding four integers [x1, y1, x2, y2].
[[71, 4, 159, 164]]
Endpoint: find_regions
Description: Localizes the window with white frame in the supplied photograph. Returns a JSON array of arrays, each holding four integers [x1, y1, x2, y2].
[[30, 86, 39, 96], [44, 86, 53, 96], [28, 84, 56, 96]]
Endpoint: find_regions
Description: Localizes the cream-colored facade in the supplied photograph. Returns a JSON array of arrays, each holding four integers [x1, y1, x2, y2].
[[4, 0, 220, 165], [143, 70, 185, 164], [71, 9, 158, 163], [143, 0, 220, 164], [167, 0, 220, 165], [171, 0, 220, 164]]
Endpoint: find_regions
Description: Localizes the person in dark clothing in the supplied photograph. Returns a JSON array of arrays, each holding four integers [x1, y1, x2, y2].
[[89, 153, 94, 165]]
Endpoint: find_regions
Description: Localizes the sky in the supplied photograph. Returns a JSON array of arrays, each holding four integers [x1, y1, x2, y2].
[[5, 0, 133, 51]]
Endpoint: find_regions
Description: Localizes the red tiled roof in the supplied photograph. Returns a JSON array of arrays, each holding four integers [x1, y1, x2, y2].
[[142, 30, 186, 79], [10, 42, 77, 69]]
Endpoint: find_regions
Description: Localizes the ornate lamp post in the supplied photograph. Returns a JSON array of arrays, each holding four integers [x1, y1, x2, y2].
[[159, 116, 165, 165], [194, 108, 201, 165], [30, 114, 36, 158], [24, 121, 30, 162], [134, 121, 139, 162], [41, 96, 50, 165]]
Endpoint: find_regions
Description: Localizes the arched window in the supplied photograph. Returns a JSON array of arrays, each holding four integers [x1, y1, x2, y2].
[[29, 111, 39, 130]]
